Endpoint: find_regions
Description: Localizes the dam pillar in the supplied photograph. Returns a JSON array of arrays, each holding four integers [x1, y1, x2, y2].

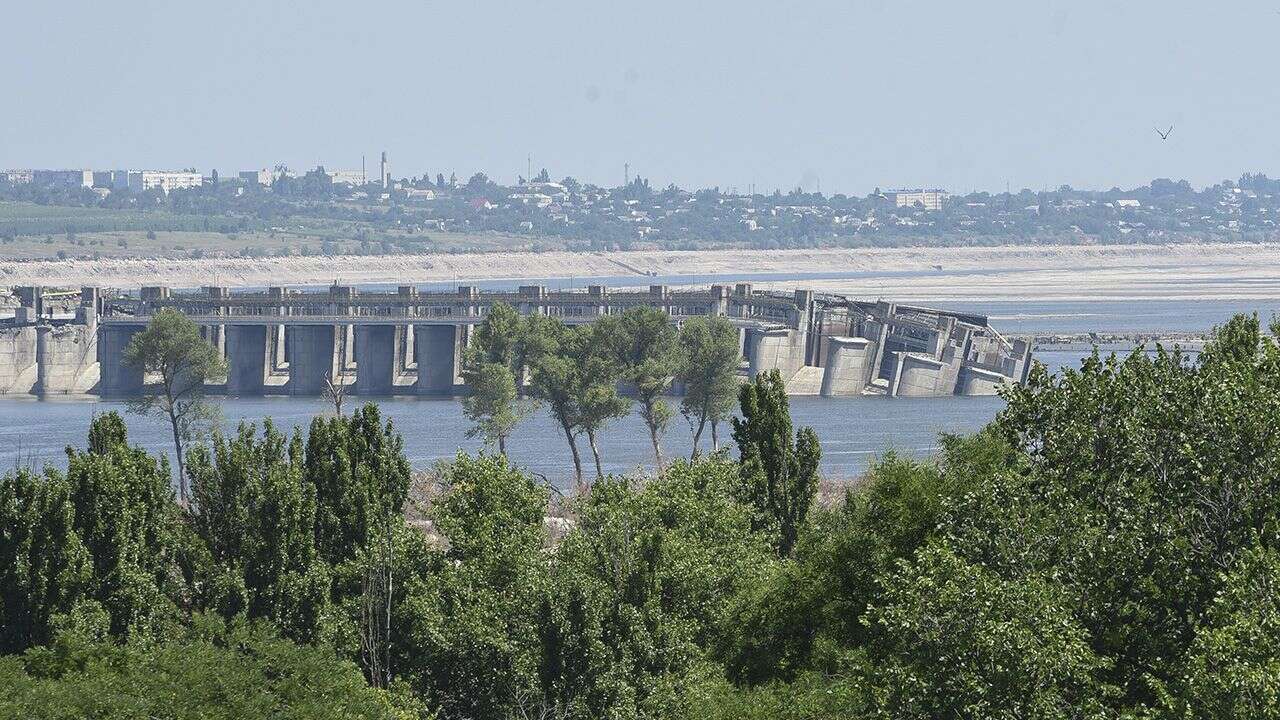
[[820, 337, 874, 397], [414, 324, 459, 396], [286, 325, 337, 396], [744, 327, 805, 381], [355, 325, 399, 395], [0, 326, 38, 394], [98, 323, 145, 396], [225, 325, 271, 396], [37, 309, 100, 395]]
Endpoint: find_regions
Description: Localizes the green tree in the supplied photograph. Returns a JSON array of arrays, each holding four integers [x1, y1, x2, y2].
[[463, 302, 535, 455], [63, 413, 182, 641], [717, 439, 994, 687], [541, 456, 773, 719], [304, 404, 411, 567], [601, 306, 679, 468], [397, 453, 547, 719], [731, 369, 820, 557], [462, 361, 530, 455], [678, 316, 741, 455], [524, 316, 589, 487], [124, 307, 226, 502], [471, 300, 522, 370], [866, 544, 1114, 720], [573, 324, 630, 480], [185, 421, 330, 642], [0, 615, 420, 719], [1158, 541, 1280, 719], [0, 468, 93, 654]]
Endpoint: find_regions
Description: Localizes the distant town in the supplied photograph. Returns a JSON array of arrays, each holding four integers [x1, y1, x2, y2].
[[3, 154, 1279, 260]]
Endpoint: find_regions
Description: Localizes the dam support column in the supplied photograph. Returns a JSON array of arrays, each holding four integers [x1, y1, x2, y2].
[[36, 309, 100, 395], [414, 324, 459, 396], [820, 337, 874, 397], [355, 325, 401, 396], [226, 325, 270, 396], [0, 326, 37, 394], [286, 325, 337, 396], [98, 323, 144, 396], [744, 327, 806, 380]]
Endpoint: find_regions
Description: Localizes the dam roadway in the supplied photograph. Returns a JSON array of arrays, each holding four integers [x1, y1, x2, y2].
[[3, 283, 1032, 399]]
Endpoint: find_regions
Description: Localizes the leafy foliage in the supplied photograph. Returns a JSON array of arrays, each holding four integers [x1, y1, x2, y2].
[[0, 616, 415, 719], [732, 369, 820, 557], [678, 315, 741, 454], [123, 307, 226, 499]]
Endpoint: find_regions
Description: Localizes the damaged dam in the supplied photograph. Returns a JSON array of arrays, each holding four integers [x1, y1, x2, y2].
[[0, 283, 1031, 398]]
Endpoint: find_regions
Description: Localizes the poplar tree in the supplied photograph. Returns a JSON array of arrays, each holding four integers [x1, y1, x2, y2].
[[731, 369, 820, 557]]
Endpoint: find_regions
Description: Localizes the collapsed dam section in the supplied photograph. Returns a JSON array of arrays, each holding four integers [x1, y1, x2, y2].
[[0, 283, 1031, 398]]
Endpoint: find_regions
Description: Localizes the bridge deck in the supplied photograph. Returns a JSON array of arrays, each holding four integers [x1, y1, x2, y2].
[[99, 314, 783, 329]]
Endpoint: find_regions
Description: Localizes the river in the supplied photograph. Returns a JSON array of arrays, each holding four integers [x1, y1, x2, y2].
[[0, 349, 1077, 487], [1, 289, 1274, 487]]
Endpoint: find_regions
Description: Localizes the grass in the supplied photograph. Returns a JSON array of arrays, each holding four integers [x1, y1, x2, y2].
[[0, 200, 589, 261]]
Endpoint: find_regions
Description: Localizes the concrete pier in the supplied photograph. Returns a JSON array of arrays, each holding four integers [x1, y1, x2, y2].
[[286, 325, 337, 396], [225, 325, 270, 396], [98, 324, 144, 397], [355, 325, 402, 395], [820, 337, 874, 397], [414, 324, 459, 395], [36, 315, 99, 394], [0, 326, 37, 394]]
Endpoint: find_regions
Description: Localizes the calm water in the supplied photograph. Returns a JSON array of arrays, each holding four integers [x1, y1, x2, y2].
[[0, 351, 1085, 487]]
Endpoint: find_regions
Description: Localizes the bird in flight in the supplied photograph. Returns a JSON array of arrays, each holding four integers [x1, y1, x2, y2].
[[1155, 125, 1174, 140]]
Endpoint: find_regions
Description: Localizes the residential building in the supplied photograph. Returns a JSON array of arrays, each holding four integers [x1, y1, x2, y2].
[[32, 169, 94, 188], [888, 188, 948, 211], [239, 169, 275, 186], [124, 170, 203, 193]]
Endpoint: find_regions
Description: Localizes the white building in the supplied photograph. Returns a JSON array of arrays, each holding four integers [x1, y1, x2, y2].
[[326, 170, 366, 186], [239, 169, 275, 186], [122, 170, 203, 194], [888, 188, 948, 211]]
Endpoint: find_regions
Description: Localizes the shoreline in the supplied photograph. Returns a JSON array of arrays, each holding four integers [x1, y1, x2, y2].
[[0, 242, 1278, 303]]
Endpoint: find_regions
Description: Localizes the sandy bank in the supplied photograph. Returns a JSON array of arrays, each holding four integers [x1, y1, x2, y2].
[[2, 243, 1279, 302]]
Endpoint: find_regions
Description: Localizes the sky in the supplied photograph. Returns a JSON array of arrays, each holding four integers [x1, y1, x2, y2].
[[2, 0, 1278, 196]]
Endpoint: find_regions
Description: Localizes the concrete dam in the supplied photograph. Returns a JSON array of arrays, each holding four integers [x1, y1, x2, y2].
[[0, 283, 1031, 398]]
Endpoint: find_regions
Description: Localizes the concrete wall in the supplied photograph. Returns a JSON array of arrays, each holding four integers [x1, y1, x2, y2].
[[226, 325, 270, 396], [37, 323, 99, 394], [956, 366, 1008, 396], [414, 324, 459, 395], [820, 336, 874, 397], [286, 325, 337, 396], [0, 327, 37, 394], [98, 324, 144, 396], [355, 325, 402, 395], [890, 353, 957, 397], [745, 327, 807, 382]]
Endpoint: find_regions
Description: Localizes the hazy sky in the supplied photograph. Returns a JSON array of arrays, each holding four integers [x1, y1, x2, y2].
[[3, 1, 1278, 195]]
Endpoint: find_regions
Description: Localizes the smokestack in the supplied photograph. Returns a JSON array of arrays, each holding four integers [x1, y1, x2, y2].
[[380, 151, 389, 189]]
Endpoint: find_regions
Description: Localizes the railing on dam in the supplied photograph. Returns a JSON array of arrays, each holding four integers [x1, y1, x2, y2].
[[97, 282, 811, 331]]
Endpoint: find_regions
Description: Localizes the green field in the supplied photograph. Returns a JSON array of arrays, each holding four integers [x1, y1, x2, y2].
[[0, 202, 561, 260]]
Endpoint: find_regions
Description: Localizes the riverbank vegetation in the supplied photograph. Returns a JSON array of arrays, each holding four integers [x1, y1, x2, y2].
[[2, 314, 1280, 718]]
